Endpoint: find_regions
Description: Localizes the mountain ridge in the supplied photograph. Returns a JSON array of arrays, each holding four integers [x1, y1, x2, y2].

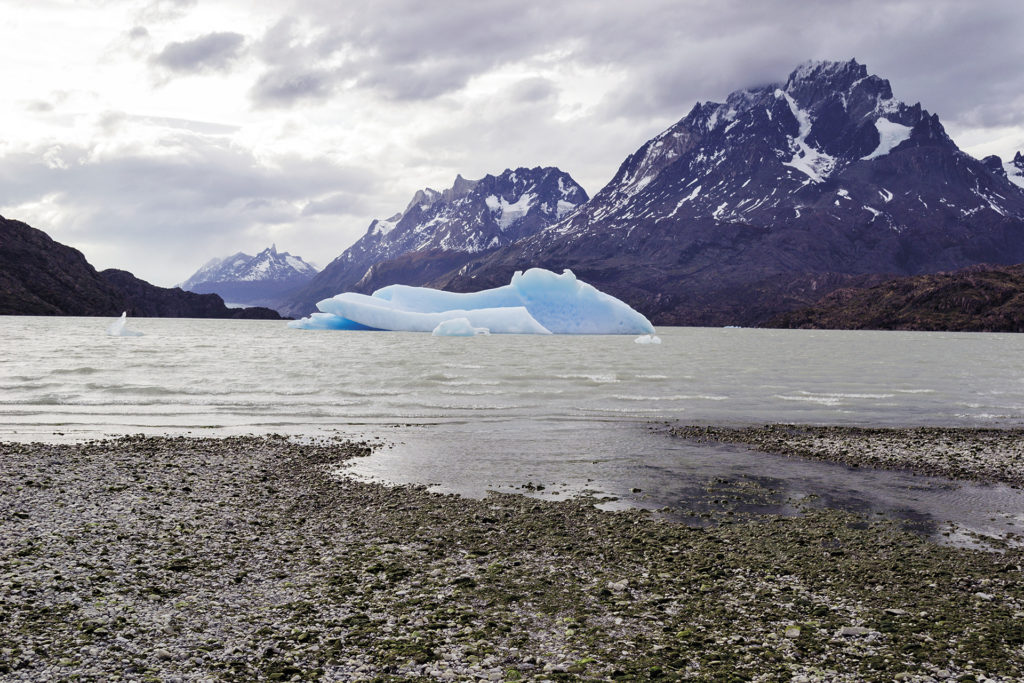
[[430, 59, 1024, 326], [277, 166, 588, 317], [180, 244, 318, 307]]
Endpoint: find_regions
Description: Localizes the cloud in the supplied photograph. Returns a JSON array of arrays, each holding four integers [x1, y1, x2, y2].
[[246, 0, 1023, 131], [135, 0, 198, 23], [151, 32, 246, 75], [250, 66, 339, 107], [0, 126, 379, 285], [301, 192, 369, 218]]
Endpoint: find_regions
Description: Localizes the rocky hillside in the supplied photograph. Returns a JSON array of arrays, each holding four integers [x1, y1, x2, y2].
[[278, 167, 588, 317], [0, 216, 282, 319], [180, 245, 318, 307], [434, 60, 1024, 326], [764, 263, 1024, 332]]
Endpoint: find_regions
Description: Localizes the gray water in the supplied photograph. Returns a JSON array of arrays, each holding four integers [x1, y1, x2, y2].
[[2, 316, 1024, 546]]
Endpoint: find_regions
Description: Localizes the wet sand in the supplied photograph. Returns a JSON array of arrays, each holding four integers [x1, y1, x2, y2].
[[1, 433, 1023, 681]]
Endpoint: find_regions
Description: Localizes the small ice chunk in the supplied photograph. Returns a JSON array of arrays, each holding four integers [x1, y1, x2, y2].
[[286, 313, 377, 331], [634, 334, 661, 344], [107, 312, 143, 337], [431, 318, 491, 337]]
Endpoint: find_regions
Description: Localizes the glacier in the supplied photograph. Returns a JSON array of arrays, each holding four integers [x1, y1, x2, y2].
[[289, 268, 655, 335]]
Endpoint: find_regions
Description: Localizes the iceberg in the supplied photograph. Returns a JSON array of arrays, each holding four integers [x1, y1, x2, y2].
[[431, 318, 491, 337], [107, 312, 143, 337], [289, 268, 655, 335]]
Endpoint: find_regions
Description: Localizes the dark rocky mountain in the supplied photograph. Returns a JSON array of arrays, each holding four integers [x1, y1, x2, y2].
[[101, 270, 283, 319], [765, 263, 1024, 332], [180, 244, 318, 307], [278, 167, 588, 317], [0, 216, 282, 319], [433, 60, 1024, 326]]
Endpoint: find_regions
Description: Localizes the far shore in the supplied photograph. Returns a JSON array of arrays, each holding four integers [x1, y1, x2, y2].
[[1, 430, 1023, 681]]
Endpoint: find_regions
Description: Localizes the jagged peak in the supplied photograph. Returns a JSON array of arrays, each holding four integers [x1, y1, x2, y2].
[[404, 187, 441, 214], [786, 59, 866, 87], [442, 173, 479, 203], [1015, 151, 1024, 165]]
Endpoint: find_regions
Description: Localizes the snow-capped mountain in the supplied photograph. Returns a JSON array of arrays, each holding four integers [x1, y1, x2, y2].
[[1006, 151, 1024, 189], [438, 59, 1024, 325], [180, 244, 318, 307], [279, 167, 587, 317]]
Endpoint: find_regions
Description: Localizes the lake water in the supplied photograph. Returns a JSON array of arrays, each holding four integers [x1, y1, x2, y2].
[[2, 316, 1024, 546]]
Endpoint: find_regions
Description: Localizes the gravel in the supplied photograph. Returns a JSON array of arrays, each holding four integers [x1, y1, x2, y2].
[[2, 433, 1023, 681]]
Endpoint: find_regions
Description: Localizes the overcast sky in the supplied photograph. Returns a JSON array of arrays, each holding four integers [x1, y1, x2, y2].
[[2, 0, 1023, 286]]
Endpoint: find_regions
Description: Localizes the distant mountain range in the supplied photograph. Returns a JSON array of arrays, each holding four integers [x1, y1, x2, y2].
[[179, 245, 318, 307], [432, 59, 1024, 325], [277, 167, 588, 318], [765, 262, 1024, 332], [0, 216, 282, 319], [5, 59, 1024, 329]]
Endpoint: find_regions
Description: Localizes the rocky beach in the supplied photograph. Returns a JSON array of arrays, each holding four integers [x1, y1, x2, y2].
[[2, 432, 1023, 682]]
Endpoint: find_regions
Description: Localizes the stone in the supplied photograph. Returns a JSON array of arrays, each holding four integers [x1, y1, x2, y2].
[[838, 626, 871, 637]]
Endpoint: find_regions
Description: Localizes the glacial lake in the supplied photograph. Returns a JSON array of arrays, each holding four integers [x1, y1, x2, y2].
[[2, 316, 1024, 546]]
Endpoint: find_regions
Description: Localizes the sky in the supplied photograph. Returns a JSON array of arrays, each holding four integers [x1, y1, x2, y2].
[[1, 0, 1023, 286]]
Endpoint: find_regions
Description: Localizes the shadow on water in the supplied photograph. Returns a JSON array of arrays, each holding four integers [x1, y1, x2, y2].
[[342, 418, 1024, 550]]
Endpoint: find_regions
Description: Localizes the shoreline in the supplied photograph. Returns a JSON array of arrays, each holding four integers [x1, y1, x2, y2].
[[670, 424, 1024, 488], [2, 434, 1023, 681]]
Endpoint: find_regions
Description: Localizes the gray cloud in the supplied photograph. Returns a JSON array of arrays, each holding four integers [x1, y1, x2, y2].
[[0, 132, 378, 285], [251, 66, 339, 107], [152, 32, 246, 74], [247, 0, 1023, 134]]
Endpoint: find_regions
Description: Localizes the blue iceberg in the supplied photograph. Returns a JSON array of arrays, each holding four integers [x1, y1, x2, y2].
[[288, 268, 655, 335]]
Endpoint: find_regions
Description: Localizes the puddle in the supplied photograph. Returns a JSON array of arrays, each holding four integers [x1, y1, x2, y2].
[[341, 418, 1024, 550]]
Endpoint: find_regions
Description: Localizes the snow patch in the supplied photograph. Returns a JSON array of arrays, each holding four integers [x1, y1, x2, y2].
[[486, 193, 536, 230], [556, 200, 578, 217], [1004, 162, 1024, 190], [777, 90, 836, 183], [862, 118, 913, 160]]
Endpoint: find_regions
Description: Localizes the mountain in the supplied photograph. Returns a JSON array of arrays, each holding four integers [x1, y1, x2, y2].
[[764, 263, 1024, 332], [433, 59, 1024, 326], [0, 215, 282, 319], [180, 244, 318, 307], [1006, 151, 1024, 189], [278, 167, 588, 317]]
